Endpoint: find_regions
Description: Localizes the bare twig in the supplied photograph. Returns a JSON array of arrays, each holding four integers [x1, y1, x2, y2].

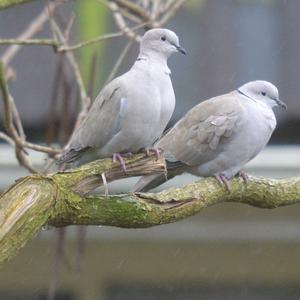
[[158, 0, 187, 26], [0, 38, 58, 46], [46, 57, 64, 147], [0, 26, 144, 53], [22, 141, 61, 155], [11, 95, 25, 140], [112, 0, 151, 22], [63, 12, 75, 42], [58, 31, 128, 52], [0, 131, 14, 146], [1, 1, 59, 66], [47, 12, 91, 152], [105, 38, 134, 84], [117, 6, 143, 23], [0, 62, 22, 143], [0, 61, 61, 171], [50, 21, 90, 111], [108, 1, 142, 42]]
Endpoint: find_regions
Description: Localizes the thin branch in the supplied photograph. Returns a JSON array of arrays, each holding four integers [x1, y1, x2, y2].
[[63, 12, 75, 42], [22, 141, 61, 155], [1, 1, 59, 66], [117, 6, 144, 23], [58, 31, 127, 52], [111, 0, 151, 22], [158, 0, 187, 26], [105, 37, 134, 84], [47, 14, 92, 153], [11, 97, 25, 139], [109, 1, 142, 42], [0, 62, 35, 171], [0, 62, 61, 162], [0, 38, 58, 46], [0, 131, 14, 146], [52, 22, 89, 106], [0, 26, 145, 53], [0, 62, 20, 142]]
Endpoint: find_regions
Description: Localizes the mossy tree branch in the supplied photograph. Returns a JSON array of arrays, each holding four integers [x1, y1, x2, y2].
[[0, 152, 300, 264], [49, 176, 300, 228], [0, 0, 37, 10]]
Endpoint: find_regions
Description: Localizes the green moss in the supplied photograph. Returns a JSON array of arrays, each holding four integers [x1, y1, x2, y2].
[[1, 155, 300, 265], [0, 178, 56, 263]]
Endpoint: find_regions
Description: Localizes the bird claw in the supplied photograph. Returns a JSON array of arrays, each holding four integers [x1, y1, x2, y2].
[[237, 171, 249, 184], [144, 147, 161, 160], [113, 153, 127, 174], [215, 173, 231, 190]]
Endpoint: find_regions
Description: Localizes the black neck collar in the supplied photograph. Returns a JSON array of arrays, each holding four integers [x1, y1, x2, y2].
[[238, 89, 257, 103]]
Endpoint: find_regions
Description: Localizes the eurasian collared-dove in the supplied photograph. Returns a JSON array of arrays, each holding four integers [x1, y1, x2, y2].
[[133, 80, 287, 191], [57, 28, 185, 170]]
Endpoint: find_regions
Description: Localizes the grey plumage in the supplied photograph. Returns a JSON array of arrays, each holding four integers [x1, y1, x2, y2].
[[133, 80, 287, 192], [58, 28, 185, 167]]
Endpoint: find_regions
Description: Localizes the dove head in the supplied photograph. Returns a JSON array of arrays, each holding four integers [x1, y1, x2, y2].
[[238, 80, 287, 109], [139, 28, 186, 59]]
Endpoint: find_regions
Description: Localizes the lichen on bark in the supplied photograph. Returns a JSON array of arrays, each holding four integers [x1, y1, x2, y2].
[[0, 153, 299, 264]]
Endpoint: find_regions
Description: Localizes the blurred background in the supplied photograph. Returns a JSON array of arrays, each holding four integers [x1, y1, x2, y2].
[[0, 0, 300, 299]]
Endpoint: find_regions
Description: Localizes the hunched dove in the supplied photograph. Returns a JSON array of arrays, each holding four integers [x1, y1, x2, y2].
[[133, 80, 287, 191], [57, 28, 186, 170]]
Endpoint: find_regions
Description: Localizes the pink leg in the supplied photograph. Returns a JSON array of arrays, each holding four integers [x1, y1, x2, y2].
[[237, 171, 249, 184], [144, 147, 161, 160], [215, 173, 231, 190], [113, 153, 127, 174]]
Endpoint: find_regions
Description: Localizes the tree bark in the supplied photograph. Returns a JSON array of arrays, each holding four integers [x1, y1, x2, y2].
[[0, 152, 300, 264]]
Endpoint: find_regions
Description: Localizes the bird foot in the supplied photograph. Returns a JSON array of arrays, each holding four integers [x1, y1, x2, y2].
[[215, 173, 231, 190], [144, 147, 161, 160], [112, 153, 127, 174], [237, 171, 249, 184]]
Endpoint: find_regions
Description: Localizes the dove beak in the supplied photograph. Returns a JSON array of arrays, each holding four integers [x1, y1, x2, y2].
[[176, 45, 186, 55], [171, 43, 186, 55], [275, 98, 287, 110]]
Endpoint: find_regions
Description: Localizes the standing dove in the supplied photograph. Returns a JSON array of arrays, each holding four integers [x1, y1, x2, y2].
[[133, 80, 287, 191], [57, 28, 186, 170]]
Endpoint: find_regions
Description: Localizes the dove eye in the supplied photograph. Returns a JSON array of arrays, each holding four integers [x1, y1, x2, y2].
[[161, 36, 166, 41], [261, 92, 266, 96]]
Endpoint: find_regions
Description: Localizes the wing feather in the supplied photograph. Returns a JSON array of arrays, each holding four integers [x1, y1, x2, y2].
[[157, 92, 243, 166], [57, 78, 127, 165]]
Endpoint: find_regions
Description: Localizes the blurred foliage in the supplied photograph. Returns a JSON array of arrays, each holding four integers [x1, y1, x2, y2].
[[235, 0, 276, 4], [185, 0, 206, 11], [186, 0, 276, 12], [75, 0, 108, 93]]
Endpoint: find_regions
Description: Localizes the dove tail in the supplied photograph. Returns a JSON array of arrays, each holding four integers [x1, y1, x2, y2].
[[132, 173, 167, 192], [132, 161, 188, 192]]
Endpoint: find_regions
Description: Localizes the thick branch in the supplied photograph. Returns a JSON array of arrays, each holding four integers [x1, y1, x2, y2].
[[0, 153, 165, 263], [49, 176, 300, 228], [0, 152, 299, 264]]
